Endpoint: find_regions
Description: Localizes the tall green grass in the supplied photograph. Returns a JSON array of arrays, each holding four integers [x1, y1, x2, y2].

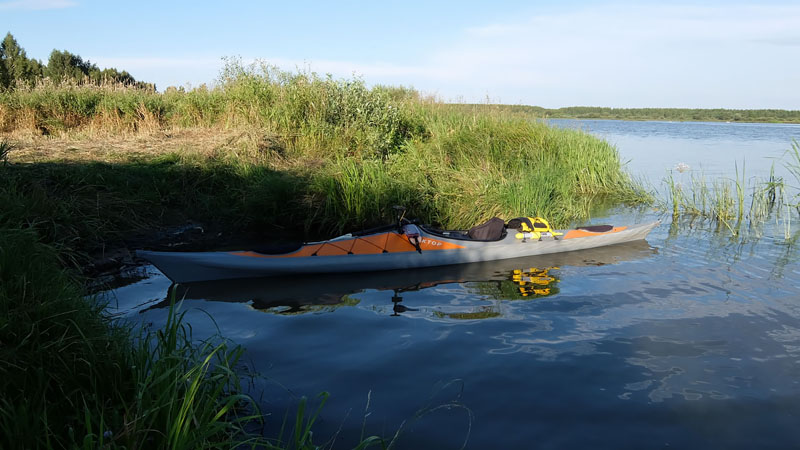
[[0, 62, 422, 160], [304, 102, 649, 232], [1, 226, 386, 448], [662, 144, 800, 239], [0, 228, 262, 448]]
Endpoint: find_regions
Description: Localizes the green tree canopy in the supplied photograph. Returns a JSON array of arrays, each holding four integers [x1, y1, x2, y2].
[[1, 31, 149, 90], [1, 32, 37, 87], [45, 49, 95, 82], [0, 50, 8, 89]]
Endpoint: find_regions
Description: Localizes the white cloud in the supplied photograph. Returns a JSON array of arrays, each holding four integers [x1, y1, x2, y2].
[[0, 0, 77, 10]]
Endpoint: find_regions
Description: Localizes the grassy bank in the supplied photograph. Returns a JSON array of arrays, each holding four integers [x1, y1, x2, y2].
[[0, 62, 648, 447], [451, 104, 800, 124], [1, 62, 648, 252]]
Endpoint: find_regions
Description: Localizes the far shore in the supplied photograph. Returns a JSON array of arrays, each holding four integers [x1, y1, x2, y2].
[[448, 104, 800, 124]]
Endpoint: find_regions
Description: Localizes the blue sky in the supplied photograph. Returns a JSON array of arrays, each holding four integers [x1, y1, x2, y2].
[[3, 0, 799, 108]]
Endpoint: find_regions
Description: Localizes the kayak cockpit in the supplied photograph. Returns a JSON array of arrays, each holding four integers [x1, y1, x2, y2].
[[248, 242, 304, 255]]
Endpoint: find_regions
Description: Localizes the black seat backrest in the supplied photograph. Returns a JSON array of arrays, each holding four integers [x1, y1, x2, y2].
[[467, 217, 506, 241]]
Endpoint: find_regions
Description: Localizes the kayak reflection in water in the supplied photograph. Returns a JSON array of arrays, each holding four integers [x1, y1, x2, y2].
[[512, 267, 559, 298], [389, 266, 561, 320]]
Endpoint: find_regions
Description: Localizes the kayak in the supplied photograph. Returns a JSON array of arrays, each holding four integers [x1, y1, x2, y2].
[[137, 220, 659, 283], [133, 239, 655, 316]]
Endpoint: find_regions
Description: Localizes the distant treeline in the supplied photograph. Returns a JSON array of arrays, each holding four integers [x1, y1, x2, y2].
[[451, 105, 800, 124], [0, 32, 152, 90]]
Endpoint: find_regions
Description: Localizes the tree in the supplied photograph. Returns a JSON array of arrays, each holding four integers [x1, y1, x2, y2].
[[45, 49, 93, 82], [0, 50, 8, 89], [27, 58, 44, 80], [1, 32, 36, 87], [0, 31, 150, 89]]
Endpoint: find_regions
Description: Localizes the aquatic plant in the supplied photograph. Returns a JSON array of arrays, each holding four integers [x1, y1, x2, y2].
[[786, 141, 800, 208], [662, 148, 800, 240]]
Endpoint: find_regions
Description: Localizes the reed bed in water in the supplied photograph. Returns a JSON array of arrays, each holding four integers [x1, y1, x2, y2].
[[662, 141, 800, 238]]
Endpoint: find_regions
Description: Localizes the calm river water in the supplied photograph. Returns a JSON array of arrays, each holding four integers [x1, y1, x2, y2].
[[104, 120, 800, 449]]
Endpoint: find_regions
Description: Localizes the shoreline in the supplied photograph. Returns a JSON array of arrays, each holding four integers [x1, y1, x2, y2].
[[446, 104, 800, 125]]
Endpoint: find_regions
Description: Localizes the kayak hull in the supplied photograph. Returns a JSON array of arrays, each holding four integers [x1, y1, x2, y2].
[[137, 221, 659, 283]]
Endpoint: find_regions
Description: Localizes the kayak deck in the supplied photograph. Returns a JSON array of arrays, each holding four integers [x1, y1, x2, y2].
[[137, 221, 659, 283]]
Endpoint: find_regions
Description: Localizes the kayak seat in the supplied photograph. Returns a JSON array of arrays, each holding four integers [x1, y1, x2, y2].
[[467, 217, 506, 240], [249, 242, 304, 255], [576, 225, 613, 233]]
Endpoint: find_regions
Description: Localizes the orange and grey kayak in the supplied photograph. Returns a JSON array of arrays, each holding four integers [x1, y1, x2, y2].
[[136, 221, 659, 283]]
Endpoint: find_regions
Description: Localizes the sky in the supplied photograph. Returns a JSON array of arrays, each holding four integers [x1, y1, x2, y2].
[[2, 0, 799, 108]]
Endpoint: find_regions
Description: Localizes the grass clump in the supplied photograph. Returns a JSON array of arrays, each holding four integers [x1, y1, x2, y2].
[[0, 227, 273, 448], [662, 144, 800, 239]]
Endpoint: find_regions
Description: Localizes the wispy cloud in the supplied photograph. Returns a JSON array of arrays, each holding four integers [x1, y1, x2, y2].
[[90, 3, 800, 108], [0, 0, 77, 10], [259, 4, 800, 106], [431, 3, 800, 107]]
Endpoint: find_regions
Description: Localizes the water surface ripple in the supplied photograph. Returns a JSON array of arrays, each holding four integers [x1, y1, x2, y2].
[[103, 120, 800, 449], [106, 222, 800, 449]]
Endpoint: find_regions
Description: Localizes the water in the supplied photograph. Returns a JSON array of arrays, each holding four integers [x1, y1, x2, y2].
[[549, 119, 800, 182], [104, 120, 800, 449]]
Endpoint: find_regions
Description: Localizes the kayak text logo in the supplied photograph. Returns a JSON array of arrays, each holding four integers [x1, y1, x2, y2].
[[420, 239, 443, 246]]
